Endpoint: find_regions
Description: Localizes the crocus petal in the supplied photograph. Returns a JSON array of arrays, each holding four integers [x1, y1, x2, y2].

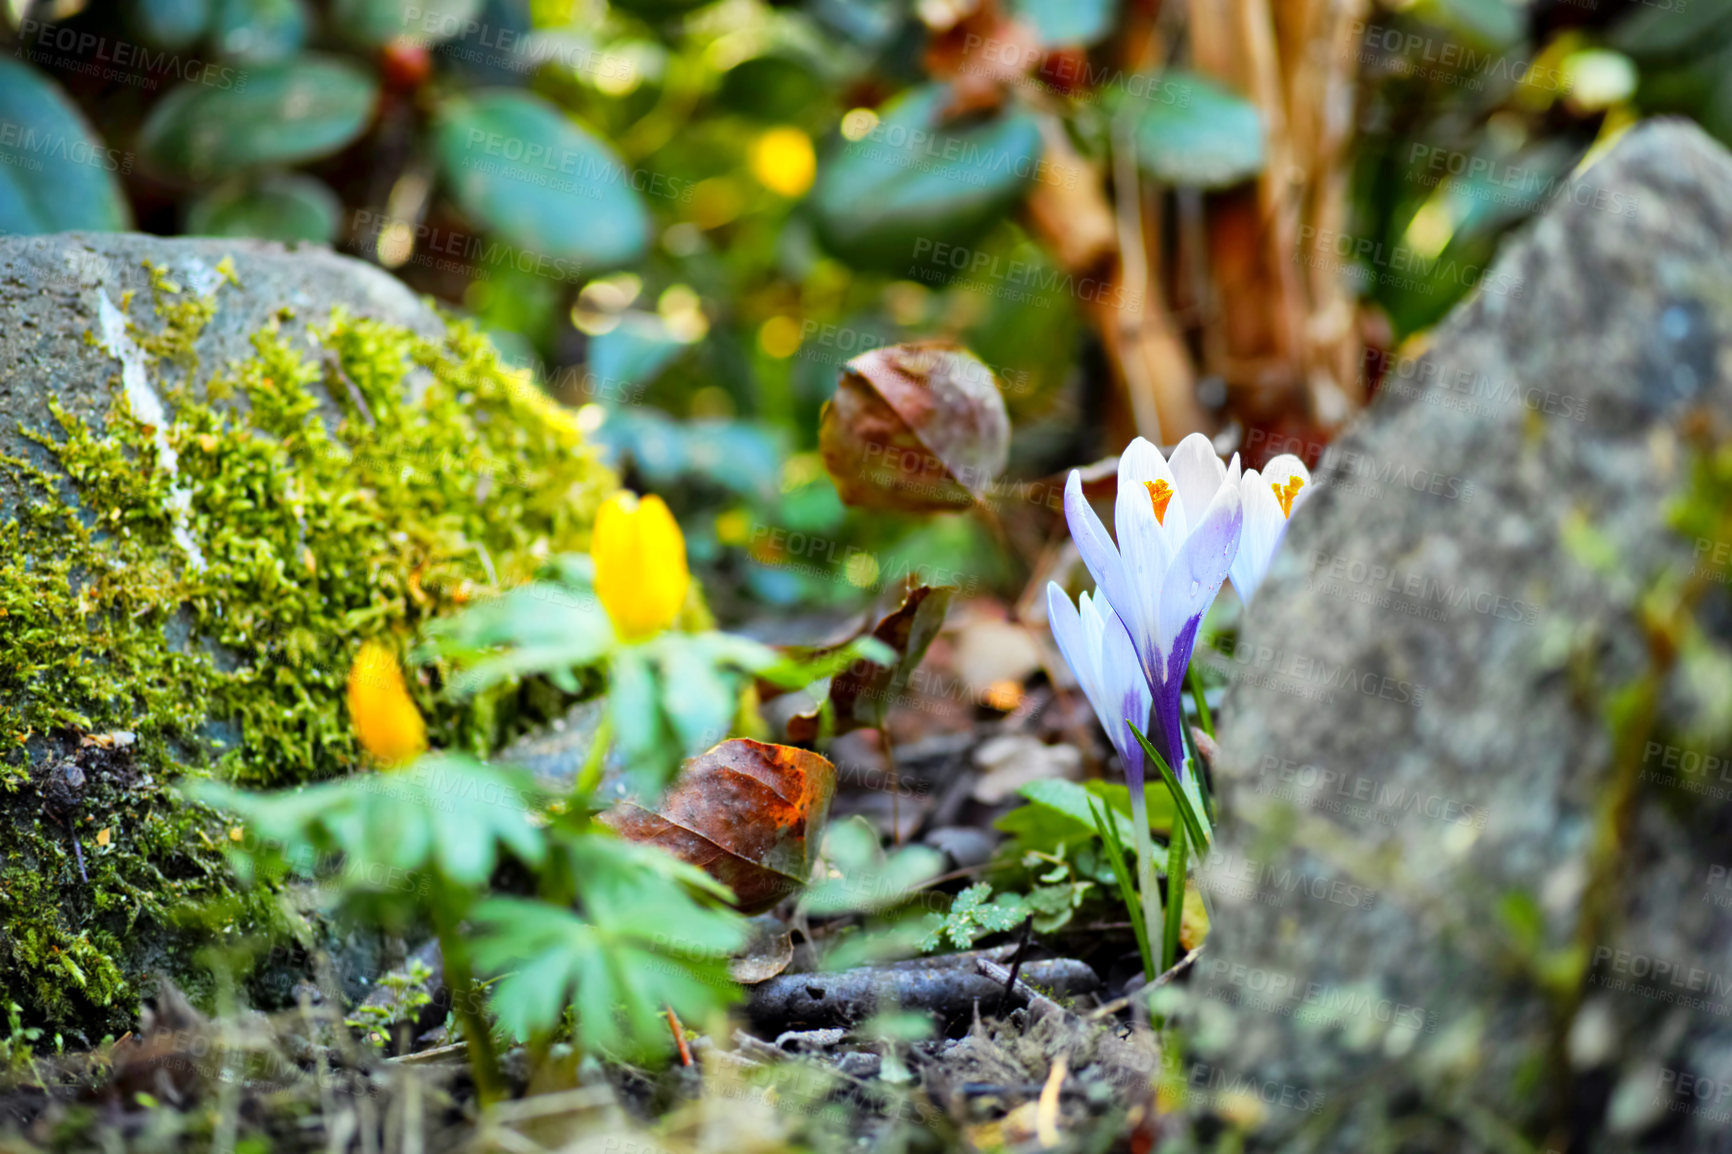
[[1048, 581, 1105, 723], [1262, 453, 1312, 511], [1064, 471, 1132, 624], [1049, 583, 1151, 792], [1116, 436, 1182, 543], [1167, 432, 1228, 538], [1152, 461, 1243, 766], [1097, 599, 1151, 790], [1261, 454, 1310, 491], [1114, 474, 1172, 690], [1230, 466, 1287, 604]]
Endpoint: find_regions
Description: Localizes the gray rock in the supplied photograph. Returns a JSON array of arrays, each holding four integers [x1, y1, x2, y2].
[[0, 232, 436, 520], [1185, 120, 1732, 1151], [0, 233, 593, 1040]]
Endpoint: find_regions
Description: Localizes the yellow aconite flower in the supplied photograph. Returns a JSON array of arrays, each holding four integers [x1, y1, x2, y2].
[[347, 641, 426, 768], [592, 491, 689, 641]]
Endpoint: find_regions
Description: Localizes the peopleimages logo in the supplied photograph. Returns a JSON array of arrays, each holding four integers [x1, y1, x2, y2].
[[1299, 224, 1526, 298], [909, 239, 1139, 311], [350, 211, 586, 285], [0, 119, 132, 174], [461, 129, 693, 203], [16, 20, 247, 91], [1351, 21, 1570, 93]]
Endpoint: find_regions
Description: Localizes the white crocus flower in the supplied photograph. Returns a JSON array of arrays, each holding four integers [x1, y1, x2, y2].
[[1228, 454, 1312, 605], [1062, 432, 1243, 779], [1046, 585, 1151, 790]]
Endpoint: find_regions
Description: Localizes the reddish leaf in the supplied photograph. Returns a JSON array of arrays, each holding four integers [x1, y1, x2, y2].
[[600, 739, 836, 914], [819, 341, 1010, 513]]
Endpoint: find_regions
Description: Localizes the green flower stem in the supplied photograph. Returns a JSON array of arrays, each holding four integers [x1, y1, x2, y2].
[[1162, 818, 1188, 972], [572, 716, 612, 802], [1127, 785, 1164, 981], [431, 885, 504, 1106]]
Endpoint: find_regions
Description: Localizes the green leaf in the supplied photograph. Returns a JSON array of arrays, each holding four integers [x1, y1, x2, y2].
[[1089, 796, 1152, 980], [1129, 722, 1212, 851], [1612, 2, 1732, 60], [1010, 777, 1175, 846], [334, 0, 481, 47], [422, 581, 612, 697], [608, 645, 677, 791], [717, 54, 826, 120], [128, 0, 211, 49], [585, 313, 690, 397], [1420, 0, 1524, 50], [210, 0, 308, 63], [1012, 0, 1117, 46], [185, 173, 341, 243], [922, 882, 1029, 951], [811, 83, 1043, 274], [186, 756, 546, 893], [139, 55, 379, 180], [1025, 881, 1092, 934], [654, 636, 738, 756], [433, 90, 650, 269], [801, 816, 944, 915], [1187, 664, 1214, 740], [471, 881, 744, 1054], [0, 59, 130, 232], [1121, 70, 1264, 189]]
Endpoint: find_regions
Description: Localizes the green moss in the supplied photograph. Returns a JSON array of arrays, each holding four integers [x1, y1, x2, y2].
[[0, 266, 614, 1038]]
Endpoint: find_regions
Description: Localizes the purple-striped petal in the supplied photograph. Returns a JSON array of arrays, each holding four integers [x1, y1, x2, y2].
[[1152, 460, 1243, 767]]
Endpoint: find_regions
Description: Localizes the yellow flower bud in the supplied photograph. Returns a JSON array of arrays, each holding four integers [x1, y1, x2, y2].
[[592, 491, 689, 641], [347, 640, 426, 768]]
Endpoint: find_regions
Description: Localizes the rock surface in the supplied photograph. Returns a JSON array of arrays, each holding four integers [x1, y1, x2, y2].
[[0, 233, 438, 519], [0, 233, 608, 1039], [1188, 120, 1732, 1151]]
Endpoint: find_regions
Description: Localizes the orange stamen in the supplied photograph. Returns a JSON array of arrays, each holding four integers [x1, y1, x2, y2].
[[1144, 480, 1173, 525], [1273, 476, 1305, 518]]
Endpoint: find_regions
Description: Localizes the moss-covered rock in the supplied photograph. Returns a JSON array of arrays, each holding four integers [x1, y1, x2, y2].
[[0, 235, 614, 1041]]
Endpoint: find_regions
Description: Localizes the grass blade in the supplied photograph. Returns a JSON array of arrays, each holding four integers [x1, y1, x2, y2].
[[1186, 665, 1214, 740], [1089, 796, 1154, 982], [1129, 721, 1211, 852]]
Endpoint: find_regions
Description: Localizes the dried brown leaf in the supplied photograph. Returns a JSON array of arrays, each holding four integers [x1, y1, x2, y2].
[[601, 739, 836, 914], [819, 341, 1010, 513]]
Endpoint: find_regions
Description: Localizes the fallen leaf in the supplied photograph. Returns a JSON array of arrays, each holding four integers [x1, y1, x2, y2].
[[971, 734, 1081, 804], [728, 914, 795, 984], [96, 827, 111, 847], [1180, 877, 1210, 952], [819, 341, 1010, 513], [787, 584, 956, 744], [601, 739, 836, 914]]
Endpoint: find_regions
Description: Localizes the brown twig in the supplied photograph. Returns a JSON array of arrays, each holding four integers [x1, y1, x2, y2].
[[666, 1005, 693, 1068], [975, 957, 1070, 1022], [325, 351, 376, 427], [996, 916, 1036, 1017]]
